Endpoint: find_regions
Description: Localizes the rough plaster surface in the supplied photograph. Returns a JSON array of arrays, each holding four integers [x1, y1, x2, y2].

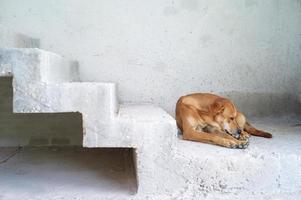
[[0, 77, 83, 147], [1, 15, 301, 199], [0, 47, 177, 195], [0, 48, 114, 146], [0, 119, 300, 200], [0, 25, 39, 49], [0, 147, 137, 199], [0, 29, 83, 147], [0, 0, 301, 114], [167, 117, 301, 200], [0, 48, 79, 81]]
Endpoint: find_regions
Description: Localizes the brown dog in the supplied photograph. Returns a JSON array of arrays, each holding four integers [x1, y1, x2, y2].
[[176, 93, 272, 148]]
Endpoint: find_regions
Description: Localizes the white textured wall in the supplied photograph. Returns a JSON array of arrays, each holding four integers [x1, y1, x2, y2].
[[0, 0, 300, 114]]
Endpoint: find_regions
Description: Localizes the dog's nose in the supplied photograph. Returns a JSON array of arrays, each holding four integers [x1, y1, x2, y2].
[[237, 129, 242, 134]]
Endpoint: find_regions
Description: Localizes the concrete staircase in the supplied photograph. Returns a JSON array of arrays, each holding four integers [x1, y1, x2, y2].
[[0, 26, 301, 200]]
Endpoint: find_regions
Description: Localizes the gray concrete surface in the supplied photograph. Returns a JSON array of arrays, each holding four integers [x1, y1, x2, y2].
[[167, 116, 301, 200], [0, 48, 118, 147], [0, 117, 300, 200], [0, 46, 177, 195], [0, 77, 83, 146], [0, 25, 39, 48], [0, 0, 300, 114], [0, 147, 137, 200], [221, 91, 301, 117], [0, 8, 301, 199], [1, 46, 300, 198]]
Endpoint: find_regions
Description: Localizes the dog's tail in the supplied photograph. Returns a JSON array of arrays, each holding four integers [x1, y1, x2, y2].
[[244, 122, 272, 138]]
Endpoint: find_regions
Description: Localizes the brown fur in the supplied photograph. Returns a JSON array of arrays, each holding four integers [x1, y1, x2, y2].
[[176, 93, 272, 149]]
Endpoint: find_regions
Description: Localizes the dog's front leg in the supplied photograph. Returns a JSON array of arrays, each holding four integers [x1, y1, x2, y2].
[[182, 127, 249, 149], [239, 130, 250, 140]]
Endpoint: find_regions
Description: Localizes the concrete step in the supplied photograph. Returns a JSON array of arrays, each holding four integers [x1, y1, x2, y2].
[[115, 104, 177, 146], [0, 25, 39, 48], [82, 104, 177, 148], [0, 48, 118, 147], [163, 117, 301, 199], [115, 104, 178, 194], [12, 82, 117, 147], [0, 48, 79, 81]]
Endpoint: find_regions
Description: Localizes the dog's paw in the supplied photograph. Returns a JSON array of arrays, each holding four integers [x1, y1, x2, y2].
[[229, 138, 249, 149], [237, 140, 249, 149], [239, 131, 250, 141]]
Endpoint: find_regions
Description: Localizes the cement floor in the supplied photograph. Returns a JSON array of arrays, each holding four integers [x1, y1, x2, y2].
[[0, 147, 137, 200]]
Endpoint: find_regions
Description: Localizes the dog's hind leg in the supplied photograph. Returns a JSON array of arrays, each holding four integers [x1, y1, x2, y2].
[[244, 121, 272, 138], [236, 112, 272, 138]]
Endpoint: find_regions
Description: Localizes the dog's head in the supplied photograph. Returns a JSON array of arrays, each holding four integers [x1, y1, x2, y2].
[[211, 98, 242, 139]]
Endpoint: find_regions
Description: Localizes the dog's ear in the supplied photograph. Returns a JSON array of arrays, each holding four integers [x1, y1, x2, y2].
[[211, 100, 225, 115]]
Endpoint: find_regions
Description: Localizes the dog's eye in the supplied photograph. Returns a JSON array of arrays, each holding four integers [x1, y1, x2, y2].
[[230, 117, 234, 120]]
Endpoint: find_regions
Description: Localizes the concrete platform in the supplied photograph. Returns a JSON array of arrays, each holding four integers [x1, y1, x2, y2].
[[167, 116, 301, 200], [0, 117, 300, 200]]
